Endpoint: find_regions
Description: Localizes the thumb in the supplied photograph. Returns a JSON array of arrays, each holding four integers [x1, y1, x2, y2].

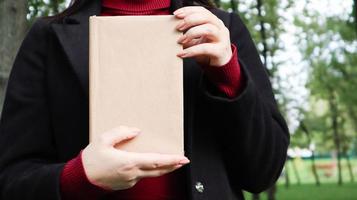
[[101, 126, 141, 147]]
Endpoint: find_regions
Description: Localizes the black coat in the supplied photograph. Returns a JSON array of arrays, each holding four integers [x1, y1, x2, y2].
[[0, 0, 289, 199]]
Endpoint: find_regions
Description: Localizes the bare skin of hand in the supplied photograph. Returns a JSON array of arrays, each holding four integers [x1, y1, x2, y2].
[[175, 6, 232, 67], [82, 126, 190, 190]]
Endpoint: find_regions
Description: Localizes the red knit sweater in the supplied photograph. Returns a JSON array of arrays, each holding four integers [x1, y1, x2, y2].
[[60, 0, 243, 199]]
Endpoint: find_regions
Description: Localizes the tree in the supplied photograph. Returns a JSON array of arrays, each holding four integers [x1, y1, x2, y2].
[[230, 0, 238, 13], [295, 0, 357, 186], [28, 0, 66, 22], [256, 0, 268, 67], [353, 0, 357, 34], [299, 121, 320, 186], [0, 0, 67, 112], [213, 0, 221, 8], [0, 0, 28, 111], [327, 86, 343, 185]]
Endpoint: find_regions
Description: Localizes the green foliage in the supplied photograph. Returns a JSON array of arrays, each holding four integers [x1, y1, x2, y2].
[[28, 0, 67, 22], [219, 0, 295, 117], [218, 2, 357, 160]]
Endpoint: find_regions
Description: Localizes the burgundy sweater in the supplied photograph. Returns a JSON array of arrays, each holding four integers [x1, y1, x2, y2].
[[60, 0, 243, 199]]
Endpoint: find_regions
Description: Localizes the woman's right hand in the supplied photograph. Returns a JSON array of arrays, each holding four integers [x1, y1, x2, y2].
[[82, 126, 190, 190]]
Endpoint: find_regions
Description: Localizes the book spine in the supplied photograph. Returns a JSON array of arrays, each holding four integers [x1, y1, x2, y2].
[[89, 16, 99, 142]]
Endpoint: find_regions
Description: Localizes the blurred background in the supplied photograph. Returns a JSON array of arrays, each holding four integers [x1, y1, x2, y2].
[[0, 0, 356, 199]]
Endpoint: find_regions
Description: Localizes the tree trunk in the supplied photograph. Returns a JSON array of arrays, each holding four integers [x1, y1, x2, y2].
[[328, 90, 343, 186], [256, 0, 268, 67], [300, 121, 320, 186], [353, 0, 357, 33], [0, 0, 28, 112], [251, 185, 276, 200], [230, 0, 238, 13], [310, 151, 320, 186], [291, 158, 301, 185], [252, 194, 260, 200], [344, 151, 355, 182], [214, 0, 221, 8], [285, 161, 290, 188], [348, 109, 357, 132], [50, 0, 60, 14], [267, 184, 277, 200], [348, 109, 357, 156]]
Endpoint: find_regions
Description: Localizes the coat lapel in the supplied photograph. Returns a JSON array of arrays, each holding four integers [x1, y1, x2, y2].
[[51, 0, 184, 97]]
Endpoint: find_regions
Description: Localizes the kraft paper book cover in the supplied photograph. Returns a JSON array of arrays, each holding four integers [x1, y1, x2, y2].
[[89, 16, 184, 155]]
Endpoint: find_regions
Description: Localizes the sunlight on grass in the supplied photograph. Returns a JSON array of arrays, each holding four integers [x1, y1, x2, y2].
[[244, 183, 357, 200]]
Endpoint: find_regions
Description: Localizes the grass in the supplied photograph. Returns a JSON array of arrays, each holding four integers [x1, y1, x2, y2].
[[243, 158, 357, 200], [282, 158, 357, 184], [244, 183, 357, 200]]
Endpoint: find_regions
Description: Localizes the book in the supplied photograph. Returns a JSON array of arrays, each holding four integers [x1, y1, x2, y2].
[[89, 15, 184, 155]]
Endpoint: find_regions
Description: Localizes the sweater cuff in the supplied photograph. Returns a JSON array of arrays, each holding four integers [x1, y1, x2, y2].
[[201, 44, 244, 98], [60, 151, 111, 200]]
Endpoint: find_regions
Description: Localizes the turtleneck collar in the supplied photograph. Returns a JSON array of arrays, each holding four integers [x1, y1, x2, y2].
[[101, 0, 171, 12]]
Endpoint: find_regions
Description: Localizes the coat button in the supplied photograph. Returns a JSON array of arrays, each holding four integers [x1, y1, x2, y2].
[[195, 182, 204, 193]]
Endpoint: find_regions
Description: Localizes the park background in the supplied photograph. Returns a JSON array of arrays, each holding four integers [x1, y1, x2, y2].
[[0, 0, 356, 200]]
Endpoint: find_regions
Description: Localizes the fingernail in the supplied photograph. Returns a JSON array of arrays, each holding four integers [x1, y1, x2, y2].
[[176, 21, 185, 30], [173, 9, 183, 15], [177, 35, 187, 43], [181, 37, 189, 44], [174, 164, 184, 168], [175, 12, 185, 18], [178, 51, 189, 58], [178, 25, 186, 31], [127, 132, 140, 139], [179, 159, 190, 165]]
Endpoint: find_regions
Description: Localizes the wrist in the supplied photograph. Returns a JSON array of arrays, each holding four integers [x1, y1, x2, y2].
[[81, 148, 114, 191], [201, 43, 244, 98], [60, 151, 111, 200], [210, 44, 233, 67]]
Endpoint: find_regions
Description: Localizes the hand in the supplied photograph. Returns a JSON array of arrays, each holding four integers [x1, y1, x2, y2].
[[82, 126, 190, 190], [174, 6, 232, 67]]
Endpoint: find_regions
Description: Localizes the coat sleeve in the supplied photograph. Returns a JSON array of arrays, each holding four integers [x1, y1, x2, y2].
[[198, 12, 290, 193], [0, 19, 64, 200]]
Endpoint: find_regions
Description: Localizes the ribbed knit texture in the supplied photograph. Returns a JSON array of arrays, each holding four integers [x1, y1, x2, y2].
[[60, 151, 111, 200], [60, 1, 243, 199], [202, 44, 244, 98], [101, 0, 171, 15]]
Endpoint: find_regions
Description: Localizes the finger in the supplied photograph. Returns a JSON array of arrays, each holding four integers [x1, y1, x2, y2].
[[177, 43, 220, 59], [182, 38, 203, 49], [174, 6, 211, 18], [138, 164, 184, 178], [175, 12, 217, 31], [175, 12, 224, 31], [100, 126, 141, 146], [129, 152, 190, 169], [178, 23, 220, 44]]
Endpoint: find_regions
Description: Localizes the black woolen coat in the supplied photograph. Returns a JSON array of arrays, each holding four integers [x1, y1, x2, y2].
[[0, 0, 290, 199]]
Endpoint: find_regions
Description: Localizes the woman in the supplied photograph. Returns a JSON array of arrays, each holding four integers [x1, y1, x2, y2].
[[0, 0, 290, 199]]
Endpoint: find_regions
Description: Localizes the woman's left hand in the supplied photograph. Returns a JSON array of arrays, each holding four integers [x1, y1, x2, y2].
[[174, 6, 232, 67]]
